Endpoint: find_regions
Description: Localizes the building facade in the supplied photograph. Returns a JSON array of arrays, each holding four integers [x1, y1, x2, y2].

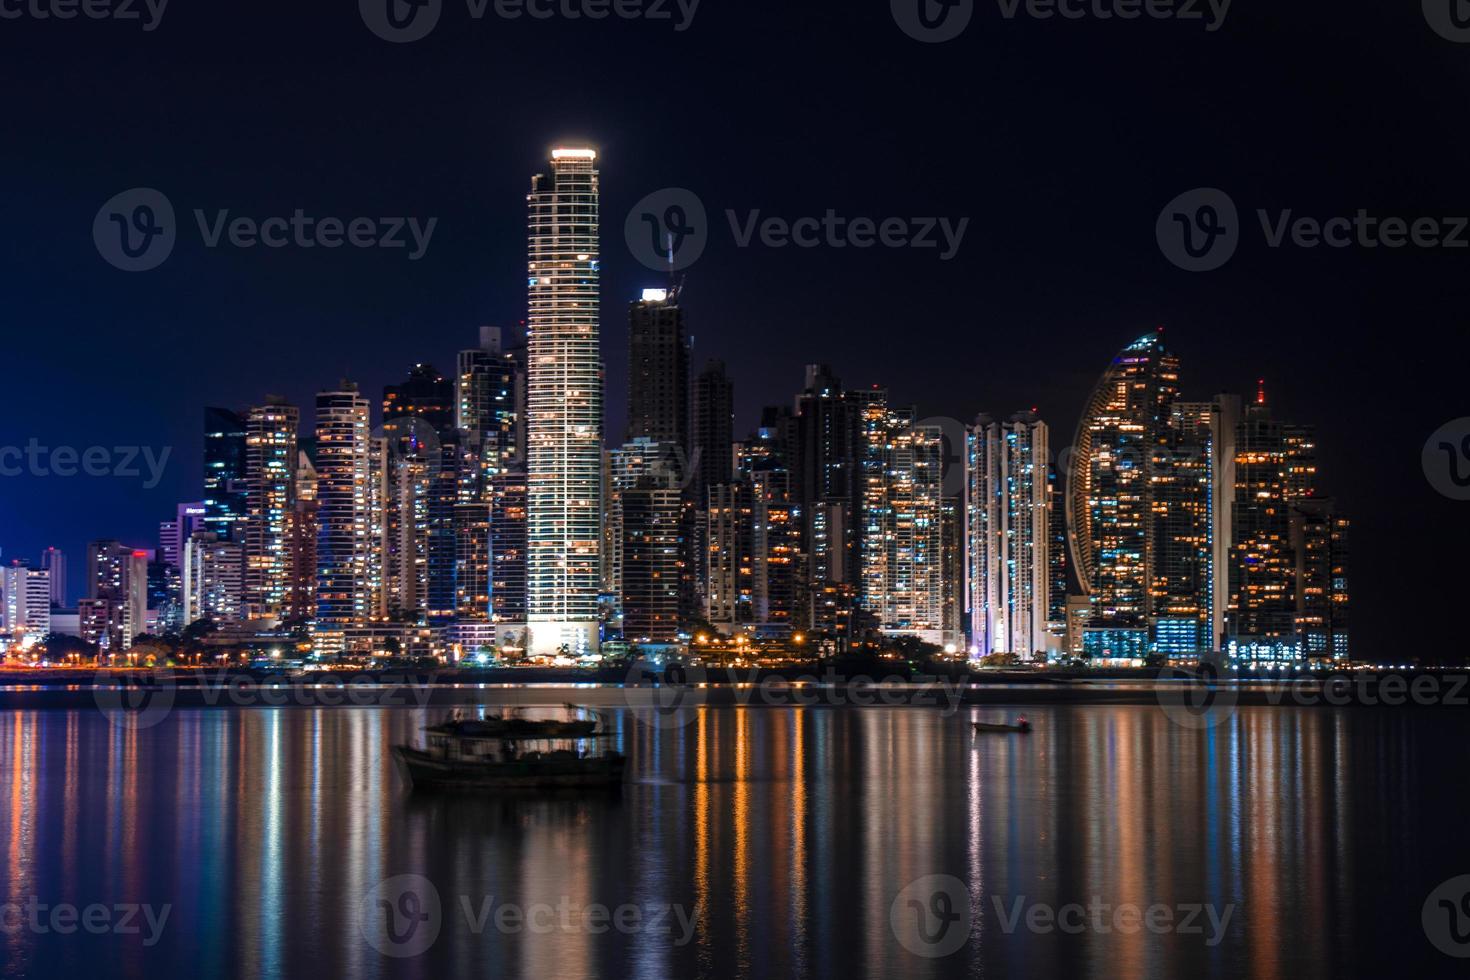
[[967, 413, 1050, 659], [525, 147, 603, 655]]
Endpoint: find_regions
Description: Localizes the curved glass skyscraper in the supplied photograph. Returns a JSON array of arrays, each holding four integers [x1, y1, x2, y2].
[[1065, 331, 1178, 657]]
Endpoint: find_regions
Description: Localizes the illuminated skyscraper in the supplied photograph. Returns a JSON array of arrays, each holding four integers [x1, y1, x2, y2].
[[243, 400, 299, 621], [204, 407, 248, 542], [1, 564, 50, 644], [860, 398, 945, 642], [967, 413, 1050, 659], [1227, 384, 1319, 661], [182, 532, 243, 626], [381, 364, 459, 623], [457, 326, 525, 494], [1154, 396, 1239, 656], [315, 383, 379, 645], [1066, 331, 1179, 659], [525, 147, 602, 656]]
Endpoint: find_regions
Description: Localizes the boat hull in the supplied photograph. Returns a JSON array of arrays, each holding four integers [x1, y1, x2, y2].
[[393, 745, 627, 792]]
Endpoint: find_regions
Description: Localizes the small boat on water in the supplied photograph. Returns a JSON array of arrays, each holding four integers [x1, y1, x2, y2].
[[394, 707, 625, 792], [972, 715, 1032, 734]]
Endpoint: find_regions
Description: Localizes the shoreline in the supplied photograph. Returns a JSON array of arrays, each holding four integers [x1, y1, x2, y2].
[[0, 666, 1464, 711]]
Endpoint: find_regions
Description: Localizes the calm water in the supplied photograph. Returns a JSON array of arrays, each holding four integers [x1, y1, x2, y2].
[[0, 700, 1466, 979]]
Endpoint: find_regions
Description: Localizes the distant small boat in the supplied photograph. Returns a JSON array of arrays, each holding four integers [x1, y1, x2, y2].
[[972, 717, 1032, 734], [395, 708, 625, 792]]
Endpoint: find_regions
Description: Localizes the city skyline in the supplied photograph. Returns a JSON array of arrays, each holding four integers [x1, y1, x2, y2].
[[0, 142, 1360, 666]]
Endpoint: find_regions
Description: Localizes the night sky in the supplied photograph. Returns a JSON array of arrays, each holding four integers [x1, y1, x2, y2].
[[2, 2, 1467, 661]]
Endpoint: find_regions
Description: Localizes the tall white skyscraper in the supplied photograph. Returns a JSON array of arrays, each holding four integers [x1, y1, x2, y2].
[[525, 147, 603, 656], [967, 412, 1050, 660]]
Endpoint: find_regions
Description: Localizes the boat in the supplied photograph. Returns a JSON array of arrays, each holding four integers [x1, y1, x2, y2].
[[394, 709, 625, 792], [972, 715, 1032, 734]]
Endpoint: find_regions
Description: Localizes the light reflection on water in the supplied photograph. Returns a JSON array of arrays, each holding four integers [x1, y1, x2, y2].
[[0, 704, 1463, 980]]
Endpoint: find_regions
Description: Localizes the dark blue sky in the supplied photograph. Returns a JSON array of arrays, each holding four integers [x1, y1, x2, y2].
[[2, 2, 1467, 658]]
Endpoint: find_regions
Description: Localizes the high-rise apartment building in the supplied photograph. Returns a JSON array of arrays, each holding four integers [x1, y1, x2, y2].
[[85, 540, 146, 649], [859, 399, 945, 642], [243, 400, 299, 620], [182, 531, 244, 626], [793, 365, 862, 598], [1227, 385, 1321, 660], [1, 564, 51, 644], [525, 147, 602, 656], [457, 326, 525, 496], [967, 413, 1050, 659], [382, 364, 460, 624], [1153, 396, 1239, 656], [706, 482, 755, 630], [1289, 498, 1350, 661], [315, 383, 380, 643]]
